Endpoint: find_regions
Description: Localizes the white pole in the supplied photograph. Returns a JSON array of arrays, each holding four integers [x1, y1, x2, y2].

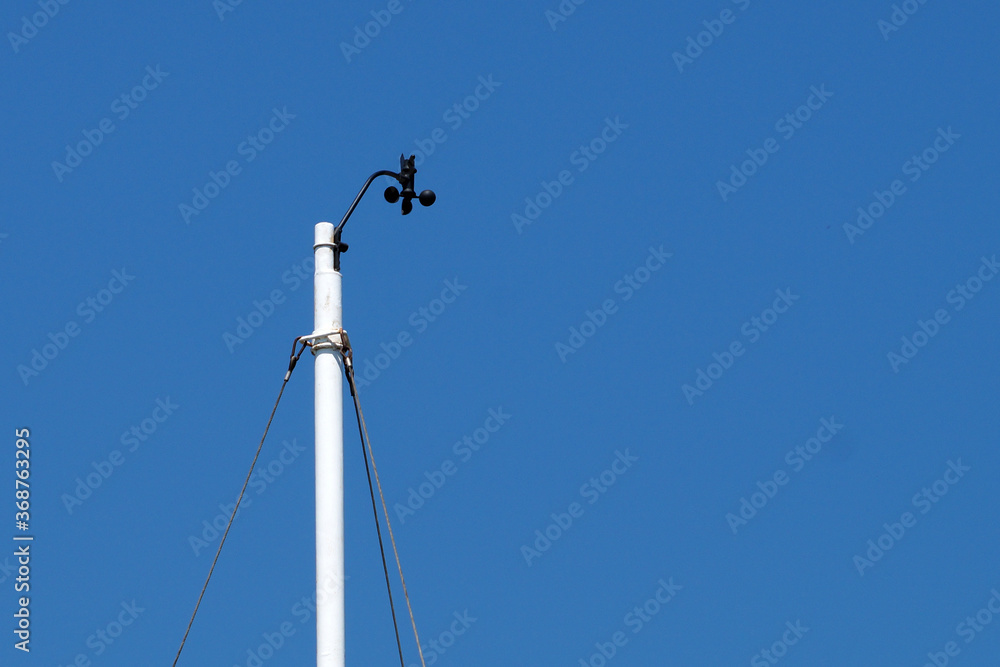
[[314, 222, 345, 667]]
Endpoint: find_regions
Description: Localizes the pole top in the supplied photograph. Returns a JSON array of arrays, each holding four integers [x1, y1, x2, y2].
[[315, 222, 335, 249]]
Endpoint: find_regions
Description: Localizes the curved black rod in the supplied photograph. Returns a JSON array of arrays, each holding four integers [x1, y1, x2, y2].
[[332, 169, 400, 271], [335, 169, 400, 234]]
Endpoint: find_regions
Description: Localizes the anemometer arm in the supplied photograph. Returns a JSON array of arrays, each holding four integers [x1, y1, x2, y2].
[[332, 154, 436, 270]]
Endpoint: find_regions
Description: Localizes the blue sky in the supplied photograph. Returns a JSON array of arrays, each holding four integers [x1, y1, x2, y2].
[[4, 1, 1000, 665]]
